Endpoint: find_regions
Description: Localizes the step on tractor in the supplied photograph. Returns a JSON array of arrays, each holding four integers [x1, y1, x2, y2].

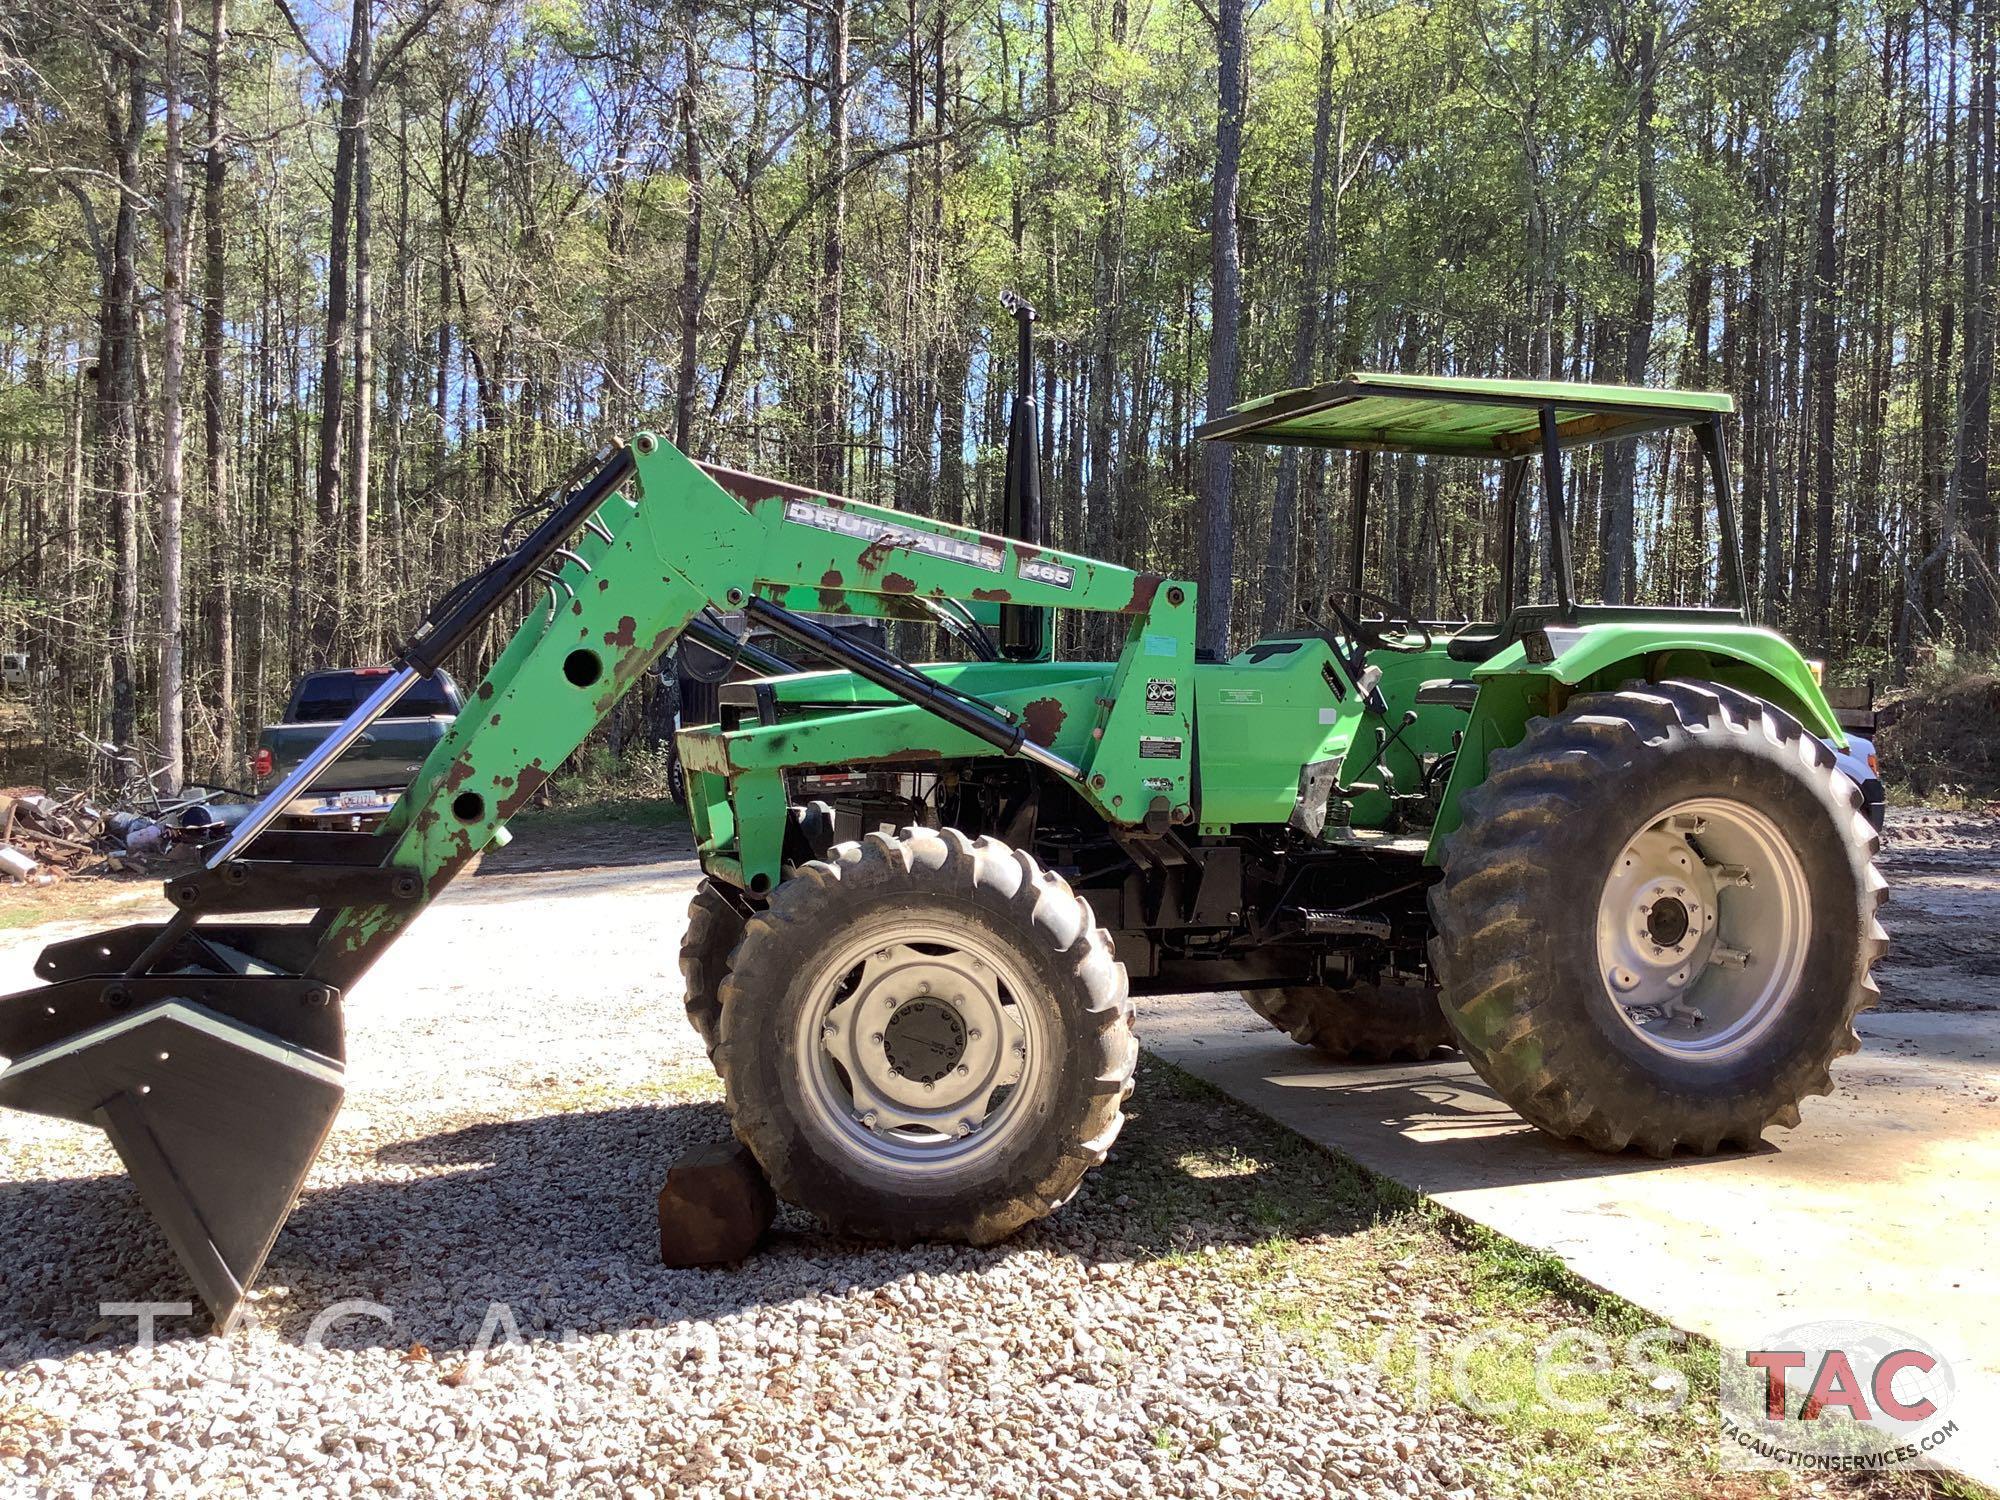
[[0, 298, 1886, 1328]]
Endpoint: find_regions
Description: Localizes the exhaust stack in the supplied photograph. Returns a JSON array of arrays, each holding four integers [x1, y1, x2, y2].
[[997, 291, 1050, 662]]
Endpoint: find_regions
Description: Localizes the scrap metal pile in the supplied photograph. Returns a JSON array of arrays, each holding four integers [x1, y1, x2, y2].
[[0, 787, 242, 884]]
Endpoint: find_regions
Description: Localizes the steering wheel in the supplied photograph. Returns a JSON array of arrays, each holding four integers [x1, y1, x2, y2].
[[1316, 587, 1433, 655]]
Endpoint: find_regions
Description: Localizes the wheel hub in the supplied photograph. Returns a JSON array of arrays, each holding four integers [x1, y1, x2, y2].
[[1595, 800, 1811, 1059], [883, 998, 968, 1085], [806, 936, 1032, 1170], [1645, 895, 1691, 948]]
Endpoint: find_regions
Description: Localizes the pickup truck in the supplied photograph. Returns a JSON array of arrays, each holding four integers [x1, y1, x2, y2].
[[253, 667, 462, 827]]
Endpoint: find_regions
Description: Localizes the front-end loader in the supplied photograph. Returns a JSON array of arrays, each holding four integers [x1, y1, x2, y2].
[[0, 300, 1885, 1328]]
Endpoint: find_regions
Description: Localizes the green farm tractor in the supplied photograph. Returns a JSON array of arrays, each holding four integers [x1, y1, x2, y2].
[[0, 300, 1885, 1326]]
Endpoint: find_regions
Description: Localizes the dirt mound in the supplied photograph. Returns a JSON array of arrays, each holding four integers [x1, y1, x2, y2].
[[1879, 668, 2000, 800]]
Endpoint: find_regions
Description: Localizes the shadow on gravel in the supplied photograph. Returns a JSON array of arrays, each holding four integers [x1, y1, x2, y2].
[[0, 1060, 1419, 1368]]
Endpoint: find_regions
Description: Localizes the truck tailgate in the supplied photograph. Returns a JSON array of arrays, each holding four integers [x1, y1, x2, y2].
[[262, 716, 451, 792]]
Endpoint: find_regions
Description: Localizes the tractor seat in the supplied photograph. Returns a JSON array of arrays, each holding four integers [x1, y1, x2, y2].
[[1444, 626, 1509, 662], [1414, 678, 1479, 711]]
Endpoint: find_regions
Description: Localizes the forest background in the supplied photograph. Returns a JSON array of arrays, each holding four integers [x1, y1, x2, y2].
[[1, 0, 1995, 786]]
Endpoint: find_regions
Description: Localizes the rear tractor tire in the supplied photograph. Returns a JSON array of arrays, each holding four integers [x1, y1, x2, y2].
[[1430, 679, 1888, 1157], [1242, 979, 1452, 1063], [716, 827, 1136, 1245]]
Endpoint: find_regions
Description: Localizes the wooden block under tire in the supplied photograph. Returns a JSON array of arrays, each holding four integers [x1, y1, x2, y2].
[[658, 1139, 776, 1266]]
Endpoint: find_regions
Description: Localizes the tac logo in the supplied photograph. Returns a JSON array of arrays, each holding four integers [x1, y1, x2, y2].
[[1721, 1319, 1960, 1471]]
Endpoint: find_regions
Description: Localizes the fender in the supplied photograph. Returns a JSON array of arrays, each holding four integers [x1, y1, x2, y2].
[[1426, 622, 1844, 862]]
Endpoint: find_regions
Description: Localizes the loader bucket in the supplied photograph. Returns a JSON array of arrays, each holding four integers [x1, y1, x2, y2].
[[0, 442, 646, 1329], [0, 995, 342, 1329], [0, 912, 362, 1328]]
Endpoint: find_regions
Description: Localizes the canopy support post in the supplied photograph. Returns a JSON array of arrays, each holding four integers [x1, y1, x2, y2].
[[1539, 406, 1577, 615], [1347, 450, 1371, 595], [1497, 457, 1528, 620], [1696, 416, 1751, 622]]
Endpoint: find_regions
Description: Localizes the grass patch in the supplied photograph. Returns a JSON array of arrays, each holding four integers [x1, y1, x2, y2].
[[508, 742, 689, 838], [0, 875, 170, 937], [525, 1060, 722, 1113], [1097, 1055, 1984, 1500]]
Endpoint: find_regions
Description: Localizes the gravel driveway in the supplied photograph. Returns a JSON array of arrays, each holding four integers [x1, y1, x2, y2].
[[0, 827, 1510, 1500], [0, 814, 1968, 1499]]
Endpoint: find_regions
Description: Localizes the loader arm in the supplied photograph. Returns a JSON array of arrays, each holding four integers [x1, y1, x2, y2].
[[0, 433, 1194, 1329]]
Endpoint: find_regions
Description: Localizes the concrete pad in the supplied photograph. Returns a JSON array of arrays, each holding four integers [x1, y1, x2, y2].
[[1141, 993, 2000, 1489]]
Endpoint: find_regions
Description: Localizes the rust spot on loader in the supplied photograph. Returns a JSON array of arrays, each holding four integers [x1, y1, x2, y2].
[[497, 759, 549, 820], [882, 572, 916, 594], [1126, 575, 1162, 613], [971, 587, 1011, 603], [1023, 698, 1066, 747], [477, 682, 494, 701], [857, 536, 898, 572], [604, 615, 639, 649], [571, 599, 584, 616]]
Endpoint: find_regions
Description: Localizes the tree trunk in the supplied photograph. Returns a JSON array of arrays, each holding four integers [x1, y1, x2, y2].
[[157, 0, 193, 788], [1196, 0, 1246, 655], [1808, 0, 1840, 628], [1602, 10, 1659, 607], [203, 0, 234, 774], [313, 0, 371, 654], [676, 8, 705, 454], [816, 0, 851, 491], [1960, 0, 1997, 643], [1084, 0, 1129, 652], [350, 0, 376, 660], [100, 39, 149, 750], [1262, 0, 1340, 634]]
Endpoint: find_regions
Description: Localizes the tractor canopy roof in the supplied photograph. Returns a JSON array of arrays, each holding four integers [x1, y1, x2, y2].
[[1196, 372, 1733, 458]]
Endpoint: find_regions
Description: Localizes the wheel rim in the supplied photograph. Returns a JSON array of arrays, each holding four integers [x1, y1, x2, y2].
[[793, 923, 1044, 1175], [1594, 797, 1812, 1060]]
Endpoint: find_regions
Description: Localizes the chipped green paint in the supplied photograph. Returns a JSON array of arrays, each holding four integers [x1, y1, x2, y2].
[[303, 423, 1845, 949], [311, 433, 1199, 962]]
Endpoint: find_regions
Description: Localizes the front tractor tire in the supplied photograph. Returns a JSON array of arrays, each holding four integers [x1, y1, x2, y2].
[[1430, 679, 1888, 1157], [1243, 979, 1452, 1063], [715, 827, 1137, 1245], [679, 878, 748, 1060]]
